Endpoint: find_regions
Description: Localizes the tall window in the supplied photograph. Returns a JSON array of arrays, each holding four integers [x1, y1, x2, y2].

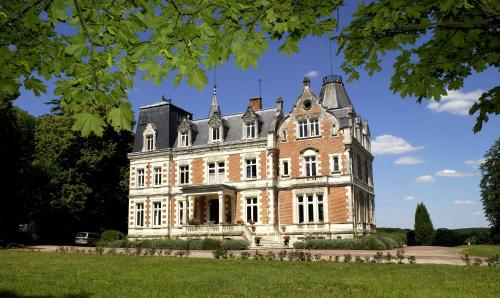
[[246, 122, 256, 139], [145, 134, 155, 151], [246, 159, 257, 179], [136, 203, 144, 226], [137, 169, 145, 187], [208, 162, 225, 184], [297, 194, 324, 223], [178, 201, 184, 226], [298, 119, 320, 138], [180, 165, 189, 184], [332, 156, 340, 173], [154, 167, 162, 186], [153, 202, 161, 226], [180, 132, 189, 147], [282, 160, 289, 177], [357, 154, 363, 179], [212, 126, 221, 142], [246, 197, 258, 223], [304, 156, 317, 176]]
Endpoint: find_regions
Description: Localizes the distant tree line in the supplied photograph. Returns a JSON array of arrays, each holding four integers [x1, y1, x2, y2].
[[0, 93, 133, 244]]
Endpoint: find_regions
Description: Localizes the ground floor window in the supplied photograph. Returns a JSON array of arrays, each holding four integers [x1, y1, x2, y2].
[[297, 194, 324, 223], [153, 202, 161, 226], [136, 203, 144, 226], [245, 197, 258, 223]]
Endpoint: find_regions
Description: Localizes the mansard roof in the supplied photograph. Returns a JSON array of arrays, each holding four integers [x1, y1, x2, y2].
[[186, 107, 277, 146], [319, 75, 354, 110]]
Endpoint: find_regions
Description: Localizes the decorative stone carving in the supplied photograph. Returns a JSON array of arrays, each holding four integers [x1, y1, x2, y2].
[[208, 112, 223, 128], [242, 106, 259, 124], [178, 117, 192, 133], [296, 112, 320, 121]]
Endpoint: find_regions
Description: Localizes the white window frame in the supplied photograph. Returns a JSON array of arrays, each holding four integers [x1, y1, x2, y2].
[[245, 197, 259, 223], [245, 159, 257, 179], [245, 122, 256, 139], [137, 168, 145, 187], [282, 129, 288, 141], [298, 118, 320, 138], [207, 161, 226, 184], [280, 158, 291, 177], [211, 126, 221, 142], [296, 194, 324, 223], [180, 131, 190, 147], [177, 201, 185, 226], [145, 134, 155, 151], [136, 203, 144, 227], [152, 201, 162, 226], [154, 167, 162, 186], [331, 154, 341, 173], [304, 155, 317, 177], [179, 165, 190, 185]]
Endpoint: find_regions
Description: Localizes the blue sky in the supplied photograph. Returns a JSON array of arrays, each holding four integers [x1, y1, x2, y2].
[[14, 3, 499, 229]]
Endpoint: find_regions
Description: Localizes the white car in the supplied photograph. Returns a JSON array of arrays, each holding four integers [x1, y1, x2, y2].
[[74, 232, 100, 246]]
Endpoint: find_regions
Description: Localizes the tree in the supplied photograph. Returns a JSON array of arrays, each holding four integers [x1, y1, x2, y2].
[[31, 111, 133, 243], [337, 0, 499, 132], [0, 92, 39, 242], [0, 0, 341, 136], [479, 138, 500, 243], [414, 202, 435, 245]]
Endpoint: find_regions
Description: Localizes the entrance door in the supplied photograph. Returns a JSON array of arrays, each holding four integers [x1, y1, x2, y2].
[[209, 200, 219, 223]]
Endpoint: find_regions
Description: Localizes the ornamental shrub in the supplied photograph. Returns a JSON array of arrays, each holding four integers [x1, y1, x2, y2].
[[414, 203, 435, 245], [292, 236, 391, 250], [378, 236, 398, 249], [100, 230, 124, 243]]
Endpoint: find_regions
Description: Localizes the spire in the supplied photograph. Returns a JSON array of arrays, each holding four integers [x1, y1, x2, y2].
[[208, 84, 221, 118], [318, 75, 353, 110]]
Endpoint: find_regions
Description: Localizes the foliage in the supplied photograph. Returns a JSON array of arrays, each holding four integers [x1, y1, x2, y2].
[[378, 237, 399, 249], [337, 0, 500, 132], [107, 238, 249, 250], [0, 0, 342, 136], [0, 93, 38, 242], [99, 230, 124, 244], [293, 236, 391, 250], [459, 245, 500, 258], [479, 138, 500, 243], [376, 227, 409, 244], [30, 111, 133, 243], [433, 228, 492, 247], [1, 251, 500, 297], [414, 203, 435, 245]]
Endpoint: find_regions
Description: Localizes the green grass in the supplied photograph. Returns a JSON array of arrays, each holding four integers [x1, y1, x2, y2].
[[459, 245, 500, 257], [0, 251, 499, 297]]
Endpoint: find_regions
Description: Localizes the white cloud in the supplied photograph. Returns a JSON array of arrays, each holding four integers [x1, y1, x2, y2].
[[426, 89, 483, 116], [371, 135, 424, 155], [403, 195, 416, 201], [435, 169, 476, 177], [470, 211, 482, 216], [464, 159, 485, 169], [454, 200, 477, 206], [305, 70, 319, 78], [416, 175, 435, 183], [394, 156, 424, 165]]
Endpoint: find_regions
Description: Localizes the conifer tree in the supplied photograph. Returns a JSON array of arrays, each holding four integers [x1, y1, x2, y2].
[[414, 203, 435, 245]]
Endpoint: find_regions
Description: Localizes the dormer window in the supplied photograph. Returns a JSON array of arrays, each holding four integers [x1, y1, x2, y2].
[[242, 106, 259, 140], [212, 126, 221, 142], [143, 122, 157, 151], [246, 122, 256, 139], [208, 112, 223, 143], [177, 117, 194, 148], [145, 134, 155, 151]]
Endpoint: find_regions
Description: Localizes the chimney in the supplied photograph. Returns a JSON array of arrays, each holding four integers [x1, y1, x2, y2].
[[249, 97, 262, 110], [276, 97, 283, 112]]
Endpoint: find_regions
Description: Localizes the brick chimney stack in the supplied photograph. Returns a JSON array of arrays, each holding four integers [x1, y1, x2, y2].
[[249, 97, 262, 110]]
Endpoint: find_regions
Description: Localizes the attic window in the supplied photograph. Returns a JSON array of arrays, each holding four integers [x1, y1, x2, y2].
[[303, 100, 312, 110], [145, 134, 155, 151]]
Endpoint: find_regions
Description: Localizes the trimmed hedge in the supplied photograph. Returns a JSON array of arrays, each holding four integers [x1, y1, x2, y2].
[[103, 238, 249, 250], [293, 236, 396, 250], [100, 230, 124, 243]]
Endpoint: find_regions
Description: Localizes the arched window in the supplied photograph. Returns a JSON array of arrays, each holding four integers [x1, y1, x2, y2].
[[143, 122, 157, 151], [302, 149, 318, 177]]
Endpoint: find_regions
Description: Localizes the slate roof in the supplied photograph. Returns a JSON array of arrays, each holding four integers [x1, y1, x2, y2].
[[319, 75, 354, 110], [183, 108, 278, 147]]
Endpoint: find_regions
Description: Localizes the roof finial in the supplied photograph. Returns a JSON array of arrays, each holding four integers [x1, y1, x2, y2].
[[208, 68, 221, 118]]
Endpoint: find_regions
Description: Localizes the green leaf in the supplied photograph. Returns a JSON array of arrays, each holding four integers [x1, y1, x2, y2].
[[50, 0, 67, 22], [107, 101, 134, 131], [0, 79, 20, 96], [72, 113, 105, 137], [187, 68, 208, 90], [24, 77, 47, 96]]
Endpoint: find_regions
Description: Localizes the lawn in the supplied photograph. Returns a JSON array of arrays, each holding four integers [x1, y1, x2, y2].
[[459, 245, 500, 257], [0, 250, 499, 297]]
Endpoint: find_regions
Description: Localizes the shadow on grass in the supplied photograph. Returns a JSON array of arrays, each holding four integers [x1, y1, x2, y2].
[[0, 290, 91, 298]]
